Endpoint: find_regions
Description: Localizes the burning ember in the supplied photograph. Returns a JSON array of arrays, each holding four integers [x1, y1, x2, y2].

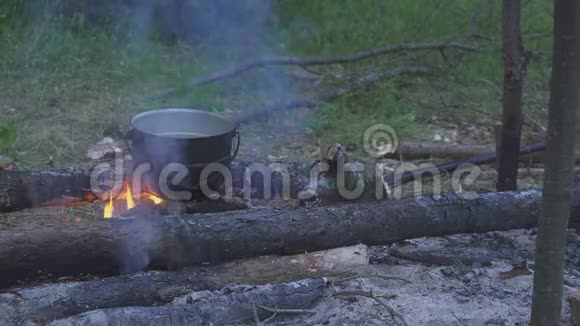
[[103, 182, 164, 218]]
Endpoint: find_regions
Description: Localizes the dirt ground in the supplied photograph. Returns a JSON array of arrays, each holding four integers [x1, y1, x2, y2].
[[306, 229, 578, 325], [0, 107, 563, 325], [153, 229, 579, 325]]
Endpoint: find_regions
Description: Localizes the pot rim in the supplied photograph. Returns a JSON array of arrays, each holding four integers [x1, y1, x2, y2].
[[131, 108, 237, 138]]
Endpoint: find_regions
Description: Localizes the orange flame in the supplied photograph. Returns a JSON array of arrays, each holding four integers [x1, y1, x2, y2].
[[102, 182, 164, 218], [143, 192, 163, 205], [104, 192, 114, 218], [126, 183, 135, 210]]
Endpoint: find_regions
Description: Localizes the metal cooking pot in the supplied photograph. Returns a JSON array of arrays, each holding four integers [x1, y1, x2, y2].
[[128, 108, 240, 200]]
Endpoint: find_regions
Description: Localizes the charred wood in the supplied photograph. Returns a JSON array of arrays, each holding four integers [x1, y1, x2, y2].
[[0, 188, 573, 289], [0, 245, 365, 324], [48, 278, 328, 326]]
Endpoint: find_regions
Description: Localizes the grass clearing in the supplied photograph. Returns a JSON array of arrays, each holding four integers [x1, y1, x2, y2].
[[0, 0, 555, 168]]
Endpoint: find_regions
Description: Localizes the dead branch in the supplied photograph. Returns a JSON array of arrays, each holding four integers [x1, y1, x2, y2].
[[186, 41, 475, 88], [48, 278, 329, 326], [233, 65, 433, 123], [257, 305, 316, 325], [0, 245, 366, 324], [333, 289, 406, 326]]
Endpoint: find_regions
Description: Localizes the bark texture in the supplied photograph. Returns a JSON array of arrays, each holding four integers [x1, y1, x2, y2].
[[48, 278, 328, 326], [0, 188, 567, 289], [0, 140, 548, 213], [497, 0, 525, 191], [387, 141, 548, 162], [0, 245, 365, 324], [530, 0, 580, 324]]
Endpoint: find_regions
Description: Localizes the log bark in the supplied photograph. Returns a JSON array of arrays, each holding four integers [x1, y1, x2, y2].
[[389, 141, 547, 161], [385, 140, 546, 187], [0, 169, 99, 212], [0, 140, 546, 213], [48, 278, 328, 326], [0, 188, 574, 289], [0, 161, 317, 213], [0, 245, 365, 325]]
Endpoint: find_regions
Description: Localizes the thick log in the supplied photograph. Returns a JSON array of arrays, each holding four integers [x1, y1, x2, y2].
[[49, 278, 328, 326], [388, 141, 548, 161], [0, 169, 98, 212], [0, 188, 571, 289], [0, 161, 317, 213], [0, 245, 366, 325], [384, 140, 547, 187], [0, 140, 557, 213]]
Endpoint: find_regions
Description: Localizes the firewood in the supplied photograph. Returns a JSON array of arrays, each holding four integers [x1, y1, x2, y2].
[[0, 141, 549, 213], [0, 161, 317, 213], [386, 141, 548, 162], [0, 188, 577, 289], [48, 278, 329, 326], [0, 245, 366, 325]]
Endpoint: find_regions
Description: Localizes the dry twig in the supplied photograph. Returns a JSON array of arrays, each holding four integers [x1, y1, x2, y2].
[[141, 40, 471, 101], [334, 274, 413, 285], [186, 41, 476, 88], [333, 289, 407, 326]]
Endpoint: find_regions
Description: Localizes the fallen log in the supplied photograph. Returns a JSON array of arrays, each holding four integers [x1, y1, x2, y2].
[[0, 154, 409, 212], [0, 161, 317, 213], [49, 278, 328, 326], [0, 245, 366, 325], [0, 168, 99, 212], [387, 141, 548, 162], [384, 140, 546, 187], [0, 140, 569, 214], [518, 167, 580, 178], [0, 188, 574, 289]]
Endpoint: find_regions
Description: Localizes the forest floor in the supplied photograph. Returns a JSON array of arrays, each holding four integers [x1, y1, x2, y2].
[[0, 1, 570, 324]]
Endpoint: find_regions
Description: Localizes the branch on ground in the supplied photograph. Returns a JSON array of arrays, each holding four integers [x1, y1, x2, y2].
[[47, 278, 329, 326], [142, 39, 474, 101]]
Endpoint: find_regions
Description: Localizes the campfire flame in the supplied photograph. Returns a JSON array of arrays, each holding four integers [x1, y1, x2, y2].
[[125, 183, 135, 210], [104, 192, 114, 219], [143, 192, 163, 205], [102, 182, 164, 218]]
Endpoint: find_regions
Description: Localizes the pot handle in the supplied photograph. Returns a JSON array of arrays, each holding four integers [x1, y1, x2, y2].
[[231, 131, 241, 161]]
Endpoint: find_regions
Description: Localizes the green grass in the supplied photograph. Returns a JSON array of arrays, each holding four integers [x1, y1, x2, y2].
[[272, 0, 553, 150], [0, 20, 225, 168], [0, 0, 556, 167]]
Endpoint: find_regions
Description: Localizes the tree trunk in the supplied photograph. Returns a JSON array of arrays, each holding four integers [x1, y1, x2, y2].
[[0, 188, 574, 289], [530, 1, 580, 324], [0, 245, 365, 325], [497, 0, 525, 191]]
